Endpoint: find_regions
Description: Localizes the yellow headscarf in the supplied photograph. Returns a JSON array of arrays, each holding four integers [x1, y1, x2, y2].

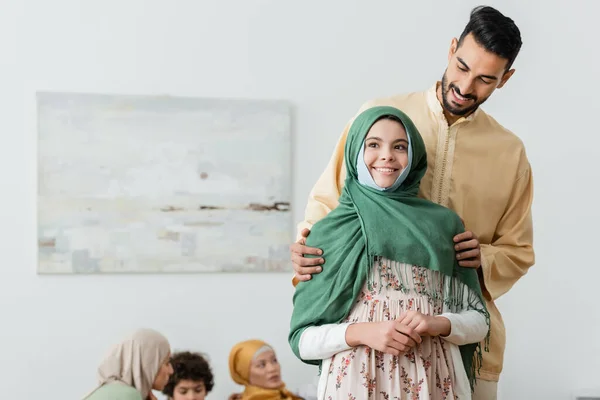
[[83, 328, 171, 400], [228, 339, 302, 400]]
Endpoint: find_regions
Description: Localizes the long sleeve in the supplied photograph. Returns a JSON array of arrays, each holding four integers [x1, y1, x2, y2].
[[298, 323, 353, 360], [440, 310, 488, 346], [439, 274, 490, 346], [291, 124, 349, 286], [479, 160, 535, 301]]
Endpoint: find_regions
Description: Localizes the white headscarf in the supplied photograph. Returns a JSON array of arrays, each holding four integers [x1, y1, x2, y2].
[[83, 328, 171, 399]]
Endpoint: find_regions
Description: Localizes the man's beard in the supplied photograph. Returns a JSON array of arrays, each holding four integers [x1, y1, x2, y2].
[[440, 71, 488, 117]]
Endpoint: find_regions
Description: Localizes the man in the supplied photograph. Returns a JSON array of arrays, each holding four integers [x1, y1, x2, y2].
[[290, 6, 534, 400]]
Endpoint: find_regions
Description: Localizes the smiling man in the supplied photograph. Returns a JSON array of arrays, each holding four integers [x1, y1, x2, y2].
[[290, 6, 534, 400]]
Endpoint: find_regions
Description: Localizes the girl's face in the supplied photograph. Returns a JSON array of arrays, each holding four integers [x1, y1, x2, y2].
[[363, 118, 409, 188]]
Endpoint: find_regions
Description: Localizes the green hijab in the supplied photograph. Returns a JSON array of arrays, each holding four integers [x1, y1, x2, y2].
[[288, 106, 488, 388]]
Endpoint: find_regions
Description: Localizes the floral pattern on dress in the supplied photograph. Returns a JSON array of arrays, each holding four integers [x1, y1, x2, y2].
[[321, 258, 465, 400]]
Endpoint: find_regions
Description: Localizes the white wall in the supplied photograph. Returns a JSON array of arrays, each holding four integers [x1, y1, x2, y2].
[[1, 1, 599, 399]]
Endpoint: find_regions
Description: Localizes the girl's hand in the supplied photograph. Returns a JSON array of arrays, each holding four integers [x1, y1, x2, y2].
[[397, 310, 451, 337], [346, 320, 422, 356]]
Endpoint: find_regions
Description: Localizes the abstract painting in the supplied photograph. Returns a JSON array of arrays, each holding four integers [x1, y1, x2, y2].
[[37, 92, 292, 274]]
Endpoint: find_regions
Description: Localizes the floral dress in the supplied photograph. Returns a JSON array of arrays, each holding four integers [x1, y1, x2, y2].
[[320, 257, 483, 400]]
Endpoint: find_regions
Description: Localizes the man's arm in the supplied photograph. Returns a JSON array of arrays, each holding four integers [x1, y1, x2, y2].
[[295, 121, 350, 240], [479, 158, 535, 301], [292, 101, 380, 282], [295, 98, 383, 239], [291, 125, 348, 284]]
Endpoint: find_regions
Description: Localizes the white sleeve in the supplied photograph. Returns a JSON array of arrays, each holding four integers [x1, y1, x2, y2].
[[439, 310, 488, 346], [438, 274, 490, 346], [298, 323, 354, 360]]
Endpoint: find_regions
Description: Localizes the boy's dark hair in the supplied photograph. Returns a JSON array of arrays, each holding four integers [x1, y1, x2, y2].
[[458, 6, 522, 71], [162, 351, 215, 397]]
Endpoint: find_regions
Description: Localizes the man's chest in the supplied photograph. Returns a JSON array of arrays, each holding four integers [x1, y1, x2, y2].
[[416, 124, 515, 237]]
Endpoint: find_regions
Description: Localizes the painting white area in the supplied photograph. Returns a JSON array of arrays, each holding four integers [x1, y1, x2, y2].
[[37, 92, 292, 274]]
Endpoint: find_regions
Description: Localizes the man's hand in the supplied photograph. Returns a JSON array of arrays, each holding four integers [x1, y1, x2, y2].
[[396, 310, 451, 337], [290, 228, 324, 282], [453, 230, 481, 268]]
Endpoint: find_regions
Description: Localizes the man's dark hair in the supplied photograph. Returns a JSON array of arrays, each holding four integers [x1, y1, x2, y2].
[[458, 6, 522, 71], [162, 351, 215, 397]]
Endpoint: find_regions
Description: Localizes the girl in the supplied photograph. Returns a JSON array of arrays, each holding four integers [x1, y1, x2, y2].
[[289, 106, 489, 400]]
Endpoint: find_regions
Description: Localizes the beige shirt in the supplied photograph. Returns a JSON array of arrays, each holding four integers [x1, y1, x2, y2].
[[296, 83, 535, 381]]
